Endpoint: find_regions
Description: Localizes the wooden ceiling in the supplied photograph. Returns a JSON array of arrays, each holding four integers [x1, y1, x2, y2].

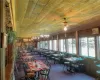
[[10, 0, 100, 37]]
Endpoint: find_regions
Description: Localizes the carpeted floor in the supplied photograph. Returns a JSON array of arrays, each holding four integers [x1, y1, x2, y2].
[[14, 53, 95, 80]]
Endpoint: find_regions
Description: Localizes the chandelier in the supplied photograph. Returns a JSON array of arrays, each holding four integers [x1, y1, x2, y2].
[[40, 29, 50, 38], [40, 34, 50, 38]]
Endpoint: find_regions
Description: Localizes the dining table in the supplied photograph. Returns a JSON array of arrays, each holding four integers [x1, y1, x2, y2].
[[63, 57, 84, 72], [64, 57, 83, 63], [21, 55, 34, 61], [26, 60, 49, 79], [27, 60, 49, 71]]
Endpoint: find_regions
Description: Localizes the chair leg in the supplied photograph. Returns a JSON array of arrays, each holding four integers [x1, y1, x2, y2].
[[63, 65, 67, 72]]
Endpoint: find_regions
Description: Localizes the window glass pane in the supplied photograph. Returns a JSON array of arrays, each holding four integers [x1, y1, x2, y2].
[[88, 37, 95, 57], [68, 39, 72, 53], [59, 40, 60, 51], [63, 39, 66, 52], [97, 36, 100, 59], [73, 39, 76, 54], [61, 39, 64, 52], [80, 37, 88, 56], [44, 41, 48, 49], [99, 36, 100, 47], [53, 40, 57, 51], [38, 42, 40, 48], [40, 41, 43, 48], [59, 39, 64, 52], [49, 40, 52, 50], [42, 41, 45, 48]]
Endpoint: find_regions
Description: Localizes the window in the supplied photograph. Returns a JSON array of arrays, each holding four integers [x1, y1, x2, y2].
[[66, 38, 76, 54], [99, 36, 100, 46], [42, 41, 45, 48], [79, 37, 95, 57], [80, 37, 88, 56], [37, 42, 40, 48], [49, 40, 52, 50], [63, 39, 66, 52], [67, 39, 73, 53], [59, 39, 64, 52], [39, 41, 43, 48], [53, 40, 57, 51], [88, 38, 95, 57], [97, 36, 100, 59], [73, 39, 76, 53], [44, 41, 48, 49]]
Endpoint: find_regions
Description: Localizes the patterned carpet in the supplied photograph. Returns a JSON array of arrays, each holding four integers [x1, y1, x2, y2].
[[14, 53, 95, 80]]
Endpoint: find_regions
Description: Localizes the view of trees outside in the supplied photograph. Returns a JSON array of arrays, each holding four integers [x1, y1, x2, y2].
[[38, 36, 95, 57], [99, 36, 100, 58], [39, 41, 43, 48], [49, 40, 52, 50], [67, 39, 73, 53], [59, 39, 64, 52], [58, 39, 76, 53], [44, 41, 48, 49], [80, 37, 95, 57], [88, 38, 95, 57], [99, 36, 100, 46], [42, 41, 44, 48], [37, 42, 40, 48], [80, 37, 88, 56], [66, 38, 76, 54], [63, 39, 66, 52], [99, 36, 100, 52], [72, 39, 76, 54], [53, 40, 57, 51]]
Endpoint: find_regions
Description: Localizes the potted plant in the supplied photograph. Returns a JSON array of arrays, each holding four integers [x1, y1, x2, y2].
[[7, 27, 16, 44]]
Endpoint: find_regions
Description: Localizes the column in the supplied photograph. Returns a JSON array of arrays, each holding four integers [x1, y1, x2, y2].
[[0, 0, 6, 80], [75, 31, 79, 55]]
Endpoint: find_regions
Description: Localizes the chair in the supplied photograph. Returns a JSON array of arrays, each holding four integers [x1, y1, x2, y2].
[[40, 69, 50, 80], [23, 64, 36, 80], [63, 61, 70, 72], [70, 62, 80, 73], [54, 57, 60, 64], [96, 70, 100, 80]]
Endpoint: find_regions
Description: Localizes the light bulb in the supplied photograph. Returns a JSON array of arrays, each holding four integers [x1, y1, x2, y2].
[[64, 27, 67, 31], [40, 35, 44, 37]]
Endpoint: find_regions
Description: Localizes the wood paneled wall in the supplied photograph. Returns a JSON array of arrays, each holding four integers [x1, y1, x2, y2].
[[38, 27, 100, 41], [79, 28, 100, 37]]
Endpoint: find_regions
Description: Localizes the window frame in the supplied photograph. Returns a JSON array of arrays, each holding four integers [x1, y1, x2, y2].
[[66, 38, 76, 54], [79, 37, 95, 58]]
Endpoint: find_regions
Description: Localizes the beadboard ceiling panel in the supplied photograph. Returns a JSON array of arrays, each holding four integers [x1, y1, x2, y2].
[[10, 0, 100, 37]]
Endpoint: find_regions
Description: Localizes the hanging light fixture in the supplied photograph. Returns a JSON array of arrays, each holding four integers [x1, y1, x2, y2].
[[40, 29, 50, 38], [63, 18, 68, 31], [64, 27, 67, 31]]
